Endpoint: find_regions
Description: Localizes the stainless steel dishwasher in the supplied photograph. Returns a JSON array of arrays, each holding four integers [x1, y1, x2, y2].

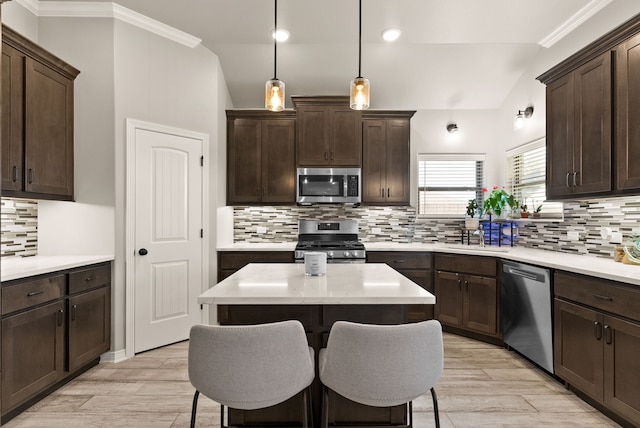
[[500, 261, 553, 373]]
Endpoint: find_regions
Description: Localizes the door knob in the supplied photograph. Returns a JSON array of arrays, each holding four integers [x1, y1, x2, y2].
[[138, 248, 148, 256]]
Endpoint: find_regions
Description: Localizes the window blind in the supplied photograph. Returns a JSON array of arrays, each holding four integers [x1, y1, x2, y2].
[[418, 154, 485, 217], [506, 138, 563, 218]]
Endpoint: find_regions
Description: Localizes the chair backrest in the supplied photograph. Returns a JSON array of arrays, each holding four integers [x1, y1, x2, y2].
[[319, 320, 443, 407], [188, 320, 314, 410]]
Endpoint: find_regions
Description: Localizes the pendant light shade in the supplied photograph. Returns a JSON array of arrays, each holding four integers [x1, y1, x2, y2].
[[350, 0, 369, 110], [265, 0, 285, 111]]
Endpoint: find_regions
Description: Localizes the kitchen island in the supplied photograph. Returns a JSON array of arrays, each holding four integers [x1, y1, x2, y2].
[[198, 262, 435, 428]]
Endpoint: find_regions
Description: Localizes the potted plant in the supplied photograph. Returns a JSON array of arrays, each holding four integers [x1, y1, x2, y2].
[[506, 194, 520, 218], [464, 199, 480, 229], [482, 186, 510, 219], [533, 204, 543, 219], [520, 203, 530, 218]]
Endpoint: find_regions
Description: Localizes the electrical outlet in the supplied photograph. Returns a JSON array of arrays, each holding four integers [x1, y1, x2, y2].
[[372, 227, 382, 234], [567, 231, 580, 241], [610, 232, 623, 244], [256, 226, 267, 234]]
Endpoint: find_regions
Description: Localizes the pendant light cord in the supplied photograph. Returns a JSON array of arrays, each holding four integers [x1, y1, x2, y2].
[[273, 0, 278, 80], [357, 0, 362, 78]]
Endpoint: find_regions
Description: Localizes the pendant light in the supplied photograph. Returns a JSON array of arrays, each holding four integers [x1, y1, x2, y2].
[[350, 0, 370, 110], [265, 0, 285, 111]]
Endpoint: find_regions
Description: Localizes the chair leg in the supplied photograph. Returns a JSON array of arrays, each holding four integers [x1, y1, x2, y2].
[[221, 404, 226, 428], [321, 385, 329, 428], [302, 388, 309, 428], [190, 390, 200, 428], [430, 387, 440, 428]]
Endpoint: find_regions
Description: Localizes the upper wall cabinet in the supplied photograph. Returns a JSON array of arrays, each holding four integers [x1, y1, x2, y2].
[[537, 14, 640, 200], [292, 96, 362, 167], [362, 111, 415, 205], [616, 32, 640, 191], [226, 110, 296, 205], [1, 25, 80, 201]]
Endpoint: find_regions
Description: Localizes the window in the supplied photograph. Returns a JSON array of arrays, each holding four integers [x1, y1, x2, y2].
[[506, 138, 563, 218], [418, 154, 485, 217]]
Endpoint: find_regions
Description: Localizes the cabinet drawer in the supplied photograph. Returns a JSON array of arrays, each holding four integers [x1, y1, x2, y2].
[[435, 253, 496, 277], [1, 274, 65, 315], [555, 271, 640, 322], [69, 263, 111, 294], [219, 251, 294, 270], [367, 251, 432, 269]]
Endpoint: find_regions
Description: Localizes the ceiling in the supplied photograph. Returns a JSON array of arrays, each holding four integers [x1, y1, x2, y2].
[[40, 0, 603, 110]]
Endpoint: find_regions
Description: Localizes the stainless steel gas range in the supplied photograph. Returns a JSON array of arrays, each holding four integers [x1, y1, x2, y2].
[[294, 220, 366, 263]]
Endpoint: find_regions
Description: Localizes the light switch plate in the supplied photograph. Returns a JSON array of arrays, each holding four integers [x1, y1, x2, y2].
[[257, 226, 267, 234], [610, 232, 623, 244], [372, 227, 382, 234]]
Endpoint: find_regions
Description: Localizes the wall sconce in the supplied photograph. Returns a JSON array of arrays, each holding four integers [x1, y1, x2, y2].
[[514, 106, 534, 130], [446, 123, 459, 134]]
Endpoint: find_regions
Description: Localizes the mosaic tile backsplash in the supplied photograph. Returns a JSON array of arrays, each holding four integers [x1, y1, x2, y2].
[[1, 198, 38, 257], [233, 196, 640, 259]]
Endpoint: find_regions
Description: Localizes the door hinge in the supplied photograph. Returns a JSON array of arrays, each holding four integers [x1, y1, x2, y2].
[[200, 229, 203, 238], [200, 155, 204, 166]]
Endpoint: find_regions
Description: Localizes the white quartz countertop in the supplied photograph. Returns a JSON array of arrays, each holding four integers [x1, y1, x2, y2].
[[198, 263, 436, 305], [1, 255, 114, 282], [218, 242, 640, 286]]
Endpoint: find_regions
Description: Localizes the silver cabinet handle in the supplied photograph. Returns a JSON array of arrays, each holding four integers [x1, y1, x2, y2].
[[573, 171, 578, 187], [566, 172, 571, 187]]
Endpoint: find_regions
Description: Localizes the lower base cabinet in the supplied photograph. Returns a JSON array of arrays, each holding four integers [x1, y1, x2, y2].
[[217, 251, 294, 281], [554, 271, 640, 426], [434, 254, 499, 339], [1, 262, 111, 423]]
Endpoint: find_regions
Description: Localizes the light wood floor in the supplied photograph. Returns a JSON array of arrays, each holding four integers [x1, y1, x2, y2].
[[4, 333, 620, 428]]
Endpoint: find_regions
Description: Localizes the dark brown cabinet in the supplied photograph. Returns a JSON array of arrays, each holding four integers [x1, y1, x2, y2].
[[615, 32, 640, 191], [434, 254, 499, 339], [1, 262, 111, 423], [545, 52, 611, 199], [554, 271, 640, 426], [217, 251, 294, 282], [362, 111, 415, 205], [227, 111, 296, 205], [1, 25, 79, 200], [292, 96, 361, 167], [366, 251, 433, 321]]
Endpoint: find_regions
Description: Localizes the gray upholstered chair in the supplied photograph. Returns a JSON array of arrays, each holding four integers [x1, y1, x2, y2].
[[319, 320, 444, 428], [188, 320, 315, 428]]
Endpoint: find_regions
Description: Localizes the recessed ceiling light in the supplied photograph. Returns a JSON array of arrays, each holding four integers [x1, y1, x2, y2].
[[381, 28, 401, 42], [271, 28, 290, 42]]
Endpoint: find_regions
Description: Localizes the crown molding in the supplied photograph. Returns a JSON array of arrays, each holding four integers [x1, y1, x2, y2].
[[538, 0, 613, 48], [14, 0, 202, 48]]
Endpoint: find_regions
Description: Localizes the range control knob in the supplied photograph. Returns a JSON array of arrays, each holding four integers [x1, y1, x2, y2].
[[343, 251, 350, 258]]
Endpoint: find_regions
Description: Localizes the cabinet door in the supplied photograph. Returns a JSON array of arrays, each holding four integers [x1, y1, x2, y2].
[[616, 33, 640, 191], [1, 43, 24, 192], [228, 118, 261, 203], [603, 315, 640, 425], [1, 300, 65, 413], [384, 119, 410, 204], [554, 299, 603, 400], [572, 53, 612, 196], [434, 270, 463, 327], [297, 106, 329, 166], [546, 73, 575, 199], [25, 58, 74, 199], [68, 287, 111, 372], [329, 107, 361, 166], [261, 119, 295, 203], [398, 269, 434, 321], [362, 120, 386, 203], [463, 274, 497, 336]]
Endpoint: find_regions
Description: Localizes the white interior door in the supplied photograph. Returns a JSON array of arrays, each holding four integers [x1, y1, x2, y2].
[[133, 126, 203, 353]]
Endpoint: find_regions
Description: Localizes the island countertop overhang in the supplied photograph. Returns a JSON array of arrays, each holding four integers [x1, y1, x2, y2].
[[198, 263, 435, 305]]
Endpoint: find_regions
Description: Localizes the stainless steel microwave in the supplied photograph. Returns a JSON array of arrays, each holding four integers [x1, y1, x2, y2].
[[296, 167, 361, 205]]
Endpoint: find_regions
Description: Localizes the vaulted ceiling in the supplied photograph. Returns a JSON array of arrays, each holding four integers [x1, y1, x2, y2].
[[40, 0, 608, 110]]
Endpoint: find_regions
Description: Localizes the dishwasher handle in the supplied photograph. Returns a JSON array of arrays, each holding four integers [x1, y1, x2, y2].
[[504, 265, 543, 282]]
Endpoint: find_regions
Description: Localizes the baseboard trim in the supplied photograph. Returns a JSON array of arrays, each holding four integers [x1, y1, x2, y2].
[[100, 349, 128, 364]]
